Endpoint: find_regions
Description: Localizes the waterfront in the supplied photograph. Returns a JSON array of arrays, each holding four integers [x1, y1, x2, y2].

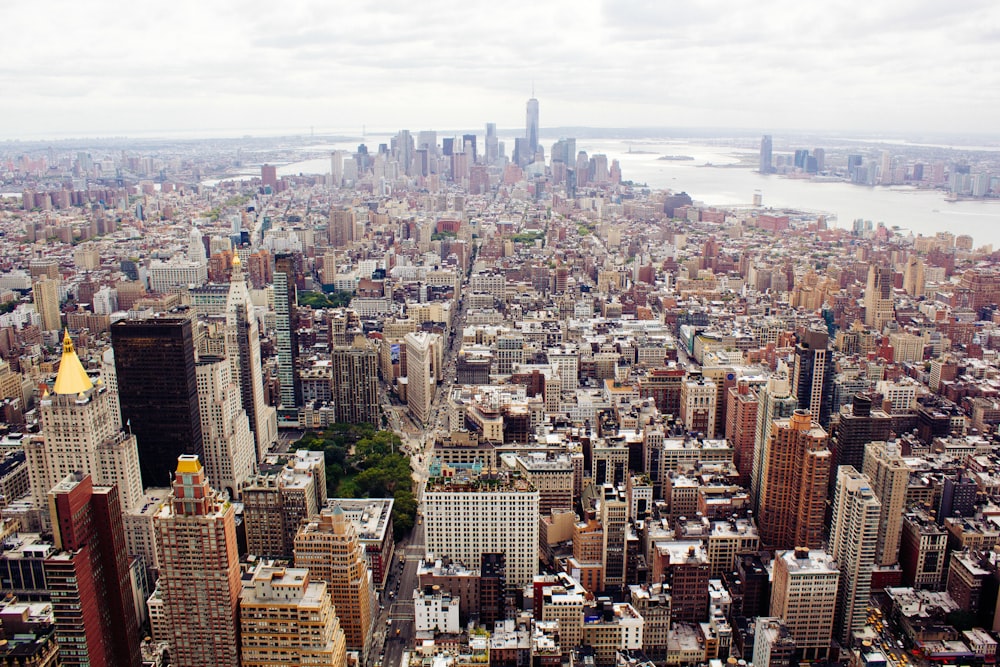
[[219, 136, 1000, 248]]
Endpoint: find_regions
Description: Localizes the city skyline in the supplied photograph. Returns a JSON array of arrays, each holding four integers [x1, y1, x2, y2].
[[3, 0, 999, 139]]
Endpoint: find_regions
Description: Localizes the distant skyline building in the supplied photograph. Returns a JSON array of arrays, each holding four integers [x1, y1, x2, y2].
[[759, 135, 773, 174], [526, 96, 539, 156]]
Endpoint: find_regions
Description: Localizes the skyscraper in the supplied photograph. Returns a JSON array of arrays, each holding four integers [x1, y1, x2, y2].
[[405, 331, 440, 425], [758, 410, 831, 550], [274, 253, 302, 419], [226, 254, 277, 459], [759, 135, 773, 174], [32, 278, 61, 332], [828, 393, 892, 492], [155, 455, 242, 667], [28, 331, 143, 521], [526, 96, 540, 155], [829, 466, 881, 644], [112, 316, 203, 487], [864, 264, 895, 331], [792, 328, 834, 427], [331, 336, 380, 425], [485, 122, 498, 164], [726, 380, 759, 488], [195, 356, 256, 500], [750, 376, 798, 515], [295, 504, 375, 661], [771, 548, 839, 662], [862, 441, 910, 566], [44, 473, 142, 667]]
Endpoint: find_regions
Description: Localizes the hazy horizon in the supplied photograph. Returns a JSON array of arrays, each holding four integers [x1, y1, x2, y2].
[[4, 0, 998, 140]]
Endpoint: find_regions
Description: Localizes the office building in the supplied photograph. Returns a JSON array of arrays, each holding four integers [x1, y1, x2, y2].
[[526, 97, 540, 155], [771, 548, 839, 662], [274, 253, 302, 417], [155, 455, 241, 667], [899, 509, 947, 590], [405, 331, 440, 425], [759, 135, 773, 174], [44, 473, 142, 667], [862, 441, 910, 566], [752, 618, 797, 667], [112, 316, 203, 487], [829, 466, 881, 644], [261, 164, 277, 188], [864, 264, 895, 332], [757, 410, 831, 550], [226, 254, 277, 459], [29, 332, 143, 521], [331, 337, 380, 425], [332, 498, 395, 591], [680, 375, 717, 436], [295, 504, 375, 661], [423, 470, 540, 587], [329, 208, 355, 248], [828, 393, 892, 489], [243, 452, 325, 560], [240, 564, 347, 667], [792, 328, 834, 427], [195, 355, 257, 500], [32, 279, 60, 332]]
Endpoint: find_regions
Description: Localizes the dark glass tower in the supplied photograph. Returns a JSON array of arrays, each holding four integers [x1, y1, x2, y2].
[[792, 328, 835, 427], [111, 316, 203, 486], [274, 253, 302, 419]]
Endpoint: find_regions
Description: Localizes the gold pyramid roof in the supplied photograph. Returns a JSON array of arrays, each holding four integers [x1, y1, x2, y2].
[[52, 330, 94, 395]]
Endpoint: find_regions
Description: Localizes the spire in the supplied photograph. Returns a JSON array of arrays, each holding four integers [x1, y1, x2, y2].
[[53, 330, 95, 395]]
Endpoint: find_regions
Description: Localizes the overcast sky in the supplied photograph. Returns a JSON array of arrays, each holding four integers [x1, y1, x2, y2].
[[3, 0, 998, 139]]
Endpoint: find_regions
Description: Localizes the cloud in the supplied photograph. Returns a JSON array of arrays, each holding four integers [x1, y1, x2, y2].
[[0, 0, 998, 137]]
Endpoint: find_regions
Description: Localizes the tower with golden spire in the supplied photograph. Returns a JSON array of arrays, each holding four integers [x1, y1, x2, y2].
[[26, 331, 143, 525], [226, 251, 277, 460]]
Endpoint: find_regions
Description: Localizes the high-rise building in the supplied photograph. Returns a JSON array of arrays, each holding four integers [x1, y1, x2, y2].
[[752, 618, 797, 667], [329, 208, 355, 248], [599, 484, 628, 588], [899, 510, 947, 589], [331, 337, 380, 425], [792, 328, 834, 427], [32, 278, 61, 332], [240, 564, 347, 667], [829, 466, 881, 644], [243, 451, 326, 560], [261, 164, 277, 188], [864, 264, 895, 331], [226, 254, 277, 459], [679, 375, 717, 436], [112, 316, 203, 487], [526, 97, 540, 155], [155, 455, 242, 667], [44, 473, 142, 667], [274, 253, 302, 418], [758, 410, 831, 550], [423, 470, 540, 587], [828, 393, 892, 491], [726, 380, 759, 487], [294, 504, 375, 661], [771, 548, 839, 662], [195, 355, 257, 499], [485, 122, 499, 164], [750, 376, 798, 515], [405, 331, 440, 425], [759, 135, 773, 174], [903, 256, 926, 297], [862, 441, 909, 566], [28, 332, 143, 521]]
